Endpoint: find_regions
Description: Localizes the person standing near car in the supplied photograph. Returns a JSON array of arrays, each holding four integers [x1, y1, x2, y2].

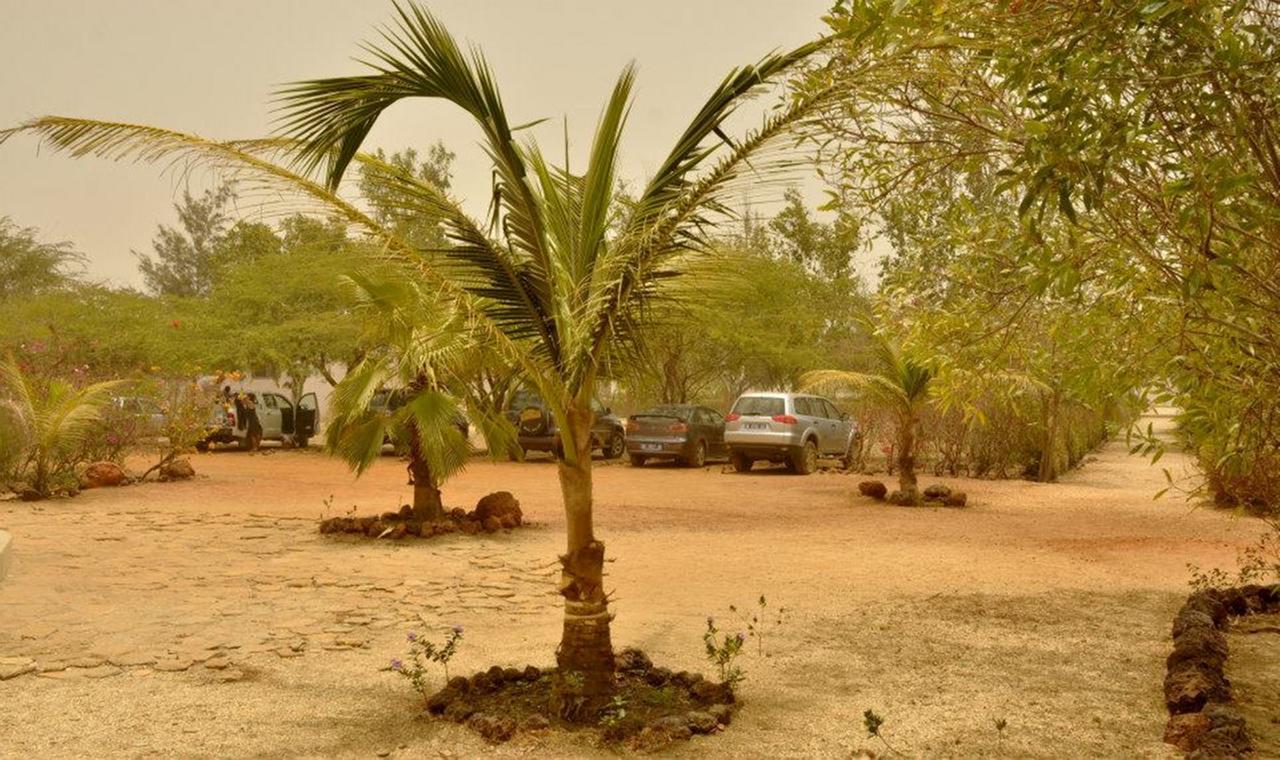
[[236, 389, 263, 451]]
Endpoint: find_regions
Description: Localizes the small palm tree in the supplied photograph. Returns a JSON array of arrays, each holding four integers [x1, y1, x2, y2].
[[804, 325, 935, 499], [324, 269, 516, 521], [2, 2, 851, 714], [0, 357, 124, 497]]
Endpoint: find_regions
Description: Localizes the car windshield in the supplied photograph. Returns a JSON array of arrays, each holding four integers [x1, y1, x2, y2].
[[732, 396, 784, 417], [635, 405, 690, 420]]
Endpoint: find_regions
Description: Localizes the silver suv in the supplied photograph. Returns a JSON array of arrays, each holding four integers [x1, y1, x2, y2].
[[724, 392, 858, 475]]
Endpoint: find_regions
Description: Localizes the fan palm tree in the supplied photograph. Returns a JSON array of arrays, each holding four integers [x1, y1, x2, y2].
[[803, 324, 935, 500], [324, 268, 517, 521], [1, 3, 863, 714], [0, 357, 125, 497]]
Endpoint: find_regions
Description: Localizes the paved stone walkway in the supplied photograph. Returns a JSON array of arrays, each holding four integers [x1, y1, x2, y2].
[[0, 504, 557, 684]]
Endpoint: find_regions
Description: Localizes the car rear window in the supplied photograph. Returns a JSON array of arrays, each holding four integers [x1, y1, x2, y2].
[[733, 396, 784, 417], [636, 405, 690, 420]]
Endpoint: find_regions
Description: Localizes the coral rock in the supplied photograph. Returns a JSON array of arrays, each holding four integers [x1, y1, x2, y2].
[[474, 491, 522, 526], [468, 712, 517, 743], [615, 647, 653, 673], [80, 461, 126, 489], [857, 480, 888, 500], [923, 484, 952, 501]]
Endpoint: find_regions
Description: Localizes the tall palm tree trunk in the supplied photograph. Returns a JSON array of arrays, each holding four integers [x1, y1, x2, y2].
[[551, 403, 615, 720], [406, 423, 444, 521], [897, 412, 919, 496]]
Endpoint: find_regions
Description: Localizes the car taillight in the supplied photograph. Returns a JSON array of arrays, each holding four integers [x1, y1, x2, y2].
[[725, 413, 741, 422], [772, 414, 798, 425], [669, 422, 688, 433], [228, 413, 236, 427]]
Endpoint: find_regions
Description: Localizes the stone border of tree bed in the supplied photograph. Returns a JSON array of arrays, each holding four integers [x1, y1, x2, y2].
[[319, 491, 524, 539], [0, 529, 12, 583], [1163, 584, 1280, 757]]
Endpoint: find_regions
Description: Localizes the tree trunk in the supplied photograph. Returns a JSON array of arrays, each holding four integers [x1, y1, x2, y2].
[[406, 423, 444, 522], [1038, 388, 1062, 482], [551, 402, 615, 721], [897, 412, 918, 497]]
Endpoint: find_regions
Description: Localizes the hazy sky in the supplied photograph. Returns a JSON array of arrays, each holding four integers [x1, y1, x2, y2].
[[0, 0, 840, 288]]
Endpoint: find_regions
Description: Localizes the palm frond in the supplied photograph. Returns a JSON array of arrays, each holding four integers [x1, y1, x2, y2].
[[801, 368, 910, 408], [2, 116, 550, 390], [277, 2, 552, 282]]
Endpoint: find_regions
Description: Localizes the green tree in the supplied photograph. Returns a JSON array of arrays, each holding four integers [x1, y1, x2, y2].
[[2, 3, 842, 715], [135, 183, 235, 297], [768, 188, 860, 279], [0, 217, 85, 301], [800, 0, 1276, 500]]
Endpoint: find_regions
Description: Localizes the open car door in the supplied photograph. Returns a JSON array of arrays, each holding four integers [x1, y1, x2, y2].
[[295, 392, 318, 446]]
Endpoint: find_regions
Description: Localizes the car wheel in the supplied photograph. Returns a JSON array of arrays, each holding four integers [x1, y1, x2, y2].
[[730, 451, 753, 473], [687, 440, 707, 468], [195, 440, 210, 453], [603, 432, 625, 460], [629, 453, 647, 467], [791, 439, 818, 475]]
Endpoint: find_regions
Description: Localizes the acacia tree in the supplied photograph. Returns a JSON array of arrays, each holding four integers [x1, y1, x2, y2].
[[2, 4, 855, 715], [0, 218, 85, 301]]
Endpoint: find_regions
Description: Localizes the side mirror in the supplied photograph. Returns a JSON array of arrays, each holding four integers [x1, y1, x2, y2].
[[841, 412, 851, 422]]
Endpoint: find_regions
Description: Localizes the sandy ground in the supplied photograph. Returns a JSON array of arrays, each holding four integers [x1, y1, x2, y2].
[[0, 413, 1272, 759], [1229, 613, 1280, 757]]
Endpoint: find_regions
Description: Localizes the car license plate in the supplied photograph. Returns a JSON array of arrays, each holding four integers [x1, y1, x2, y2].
[[745, 423, 767, 430], [641, 443, 663, 452]]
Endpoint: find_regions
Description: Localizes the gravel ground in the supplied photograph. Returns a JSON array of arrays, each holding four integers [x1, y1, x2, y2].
[[0, 413, 1269, 759]]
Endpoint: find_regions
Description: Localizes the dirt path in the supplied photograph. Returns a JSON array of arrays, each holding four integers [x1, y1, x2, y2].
[[0, 413, 1269, 758]]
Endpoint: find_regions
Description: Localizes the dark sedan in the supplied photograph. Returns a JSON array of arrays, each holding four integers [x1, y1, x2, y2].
[[626, 404, 726, 468]]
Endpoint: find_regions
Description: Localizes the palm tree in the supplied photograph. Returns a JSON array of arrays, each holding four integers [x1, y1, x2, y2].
[[324, 268, 517, 521], [1, 3, 853, 714], [0, 357, 124, 497], [803, 325, 935, 500]]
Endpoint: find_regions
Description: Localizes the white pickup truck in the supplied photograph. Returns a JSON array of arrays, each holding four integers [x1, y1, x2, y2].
[[197, 390, 318, 451]]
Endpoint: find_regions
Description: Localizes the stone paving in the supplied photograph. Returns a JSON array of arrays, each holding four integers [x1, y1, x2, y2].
[[0, 504, 558, 685]]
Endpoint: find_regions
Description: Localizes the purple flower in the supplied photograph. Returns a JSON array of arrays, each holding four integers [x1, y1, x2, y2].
[[735, 632, 747, 645], [406, 631, 417, 642], [451, 625, 464, 635], [390, 658, 403, 671]]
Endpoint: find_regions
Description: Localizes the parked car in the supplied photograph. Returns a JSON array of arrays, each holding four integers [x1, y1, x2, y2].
[[368, 388, 470, 445], [625, 404, 726, 468], [198, 390, 319, 451], [108, 396, 167, 438], [724, 392, 858, 475], [504, 391, 626, 459]]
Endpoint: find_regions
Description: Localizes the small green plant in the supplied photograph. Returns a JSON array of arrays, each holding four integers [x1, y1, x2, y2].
[[703, 616, 746, 685], [1188, 518, 1280, 591], [864, 708, 900, 755], [729, 594, 788, 657], [391, 625, 463, 699], [598, 695, 629, 728]]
